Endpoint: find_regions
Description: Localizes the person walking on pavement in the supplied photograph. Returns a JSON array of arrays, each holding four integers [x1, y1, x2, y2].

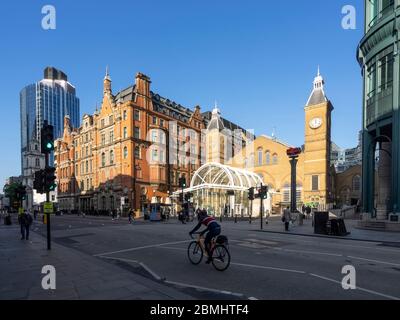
[[128, 209, 134, 224], [283, 206, 291, 232]]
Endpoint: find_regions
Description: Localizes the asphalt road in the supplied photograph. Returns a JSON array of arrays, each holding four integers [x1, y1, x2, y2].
[[32, 215, 400, 300]]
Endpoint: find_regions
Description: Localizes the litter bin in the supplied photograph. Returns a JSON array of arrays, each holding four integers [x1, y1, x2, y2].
[[314, 211, 329, 235]]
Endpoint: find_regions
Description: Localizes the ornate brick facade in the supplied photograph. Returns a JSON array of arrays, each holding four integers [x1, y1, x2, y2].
[[55, 71, 206, 213]]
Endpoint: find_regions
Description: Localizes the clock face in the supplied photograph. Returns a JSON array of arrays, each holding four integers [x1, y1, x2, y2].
[[310, 118, 322, 129]]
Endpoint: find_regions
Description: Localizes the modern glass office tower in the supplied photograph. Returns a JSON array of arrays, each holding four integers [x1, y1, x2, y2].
[[20, 67, 80, 169], [357, 0, 399, 220]]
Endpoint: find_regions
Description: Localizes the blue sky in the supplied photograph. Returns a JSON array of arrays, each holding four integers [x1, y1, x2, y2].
[[0, 0, 364, 190]]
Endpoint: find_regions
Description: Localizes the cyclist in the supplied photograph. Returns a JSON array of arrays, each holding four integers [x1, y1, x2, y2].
[[189, 209, 221, 264]]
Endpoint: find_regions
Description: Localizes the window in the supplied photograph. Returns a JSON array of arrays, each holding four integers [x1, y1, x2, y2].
[[152, 149, 158, 162], [123, 147, 128, 159], [134, 110, 140, 121], [160, 119, 164, 127], [123, 127, 128, 139], [135, 146, 140, 159], [152, 116, 157, 125], [75, 164, 78, 175], [151, 130, 158, 143], [123, 110, 127, 121], [312, 175, 319, 191], [109, 115, 114, 125], [75, 151, 78, 160], [86, 146, 89, 157], [101, 133, 106, 146], [109, 131, 114, 143], [110, 150, 114, 165], [87, 179, 89, 191], [257, 148, 263, 166], [101, 153, 106, 167], [35, 158, 40, 167], [85, 161, 88, 173], [134, 127, 140, 139], [160, 150, 165, 163], [352, 175, 361, 192], [265, 151, 271, 165], [90, 160, 92, 172], [272, 153, 278, 165]]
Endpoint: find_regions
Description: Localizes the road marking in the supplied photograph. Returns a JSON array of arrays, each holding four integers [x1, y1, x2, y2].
[[309, 273, 400, 301], [98, 255, 164, 281], [165, 280, 246, 298], [231, 262, 306, 274], [93, 240, 191, 257], [347, 256, 400, 267]]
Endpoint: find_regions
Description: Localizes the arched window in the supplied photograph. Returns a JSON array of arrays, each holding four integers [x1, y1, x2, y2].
[[110, 150, 114, 165], [123, 127, 128, 139], [257, 148, 263, 166], [352, 175, 361, 192], [85, 161, 88, 173], [123, 110, 127, 121], [265, 151, 271, 165], [272, 153, 278, 165], [101, 153, 106, 167], [123, 147, 128, 159]]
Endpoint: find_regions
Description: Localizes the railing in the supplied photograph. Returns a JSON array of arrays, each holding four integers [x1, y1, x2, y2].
[[367, 1, 394, 31]]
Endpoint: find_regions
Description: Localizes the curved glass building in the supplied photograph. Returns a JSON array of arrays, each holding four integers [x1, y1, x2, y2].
[[357, 0, 399, 219]]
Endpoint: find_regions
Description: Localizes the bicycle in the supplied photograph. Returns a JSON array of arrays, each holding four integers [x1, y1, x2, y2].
[[187, 232, 231, 272]]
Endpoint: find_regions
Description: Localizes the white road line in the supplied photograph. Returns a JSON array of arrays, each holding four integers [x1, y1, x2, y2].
[[164, 280, 246, 298], [93, 240, 191, 257], [231, 262, 306, 274], [309, 273, 400, 301], [347, 256, 400, 267]]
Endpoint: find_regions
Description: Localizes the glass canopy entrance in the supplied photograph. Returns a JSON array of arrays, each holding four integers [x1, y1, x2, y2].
[[174, 162, 269, 217]]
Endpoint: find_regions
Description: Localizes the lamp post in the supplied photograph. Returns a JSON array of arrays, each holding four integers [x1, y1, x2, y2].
[[287, 148, 302, 213]]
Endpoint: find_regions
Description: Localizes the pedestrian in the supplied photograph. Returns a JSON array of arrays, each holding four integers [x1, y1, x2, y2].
[[128, 209, 134, 224], [33, 210, 38, 221], [306, 206, 312, 220], [283, 206, 291, 231], [111, 209, 116, 221], [24, 211, 33, 240]]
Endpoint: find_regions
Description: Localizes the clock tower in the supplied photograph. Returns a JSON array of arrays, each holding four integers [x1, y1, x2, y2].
[[303, 68, 333, 206]]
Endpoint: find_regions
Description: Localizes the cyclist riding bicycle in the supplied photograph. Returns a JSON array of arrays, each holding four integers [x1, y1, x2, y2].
[[189, 210, 221, 264]]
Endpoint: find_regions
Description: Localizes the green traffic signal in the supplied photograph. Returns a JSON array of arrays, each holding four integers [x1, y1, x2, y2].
[[46, 142, 54, 150]]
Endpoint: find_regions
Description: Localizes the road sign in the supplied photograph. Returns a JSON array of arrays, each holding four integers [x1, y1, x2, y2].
[[44, 202, 54, 214]]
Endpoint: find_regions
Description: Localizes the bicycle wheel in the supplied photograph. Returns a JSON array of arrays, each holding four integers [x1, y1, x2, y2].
[[187, 241, 203, 265], [211, 245, 231, 272]]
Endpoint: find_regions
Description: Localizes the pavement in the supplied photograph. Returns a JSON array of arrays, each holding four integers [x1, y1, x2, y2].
[[0, 222, 196, 300], [1, 214, 400, 300]]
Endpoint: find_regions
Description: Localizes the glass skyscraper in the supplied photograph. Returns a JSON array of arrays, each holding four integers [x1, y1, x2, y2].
[[20, 67, 80, 169]]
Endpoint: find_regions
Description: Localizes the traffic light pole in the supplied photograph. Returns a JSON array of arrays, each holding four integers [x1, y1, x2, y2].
[[45, 153, 51, 250], [260, 184, 263, 230], [290, 156, 299, 214]]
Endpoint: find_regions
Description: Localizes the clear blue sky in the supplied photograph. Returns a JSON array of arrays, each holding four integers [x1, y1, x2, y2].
[[0, 0, 364, 190]]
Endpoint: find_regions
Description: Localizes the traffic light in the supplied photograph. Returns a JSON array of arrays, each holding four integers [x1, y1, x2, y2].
[[44, 167, 57, 192], [185, 192, 193, 202], [41, 122, 55, 154], [179, 193, 184, 203], [34, 170, 45, 194], [179, 177, 187, 189], [260, 185, 268, 200], [15, 185, 27, 202], [248, 187, 255, 201]]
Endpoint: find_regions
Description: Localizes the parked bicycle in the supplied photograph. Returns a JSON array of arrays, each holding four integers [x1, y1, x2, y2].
[[187, 232, 231, 272]]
